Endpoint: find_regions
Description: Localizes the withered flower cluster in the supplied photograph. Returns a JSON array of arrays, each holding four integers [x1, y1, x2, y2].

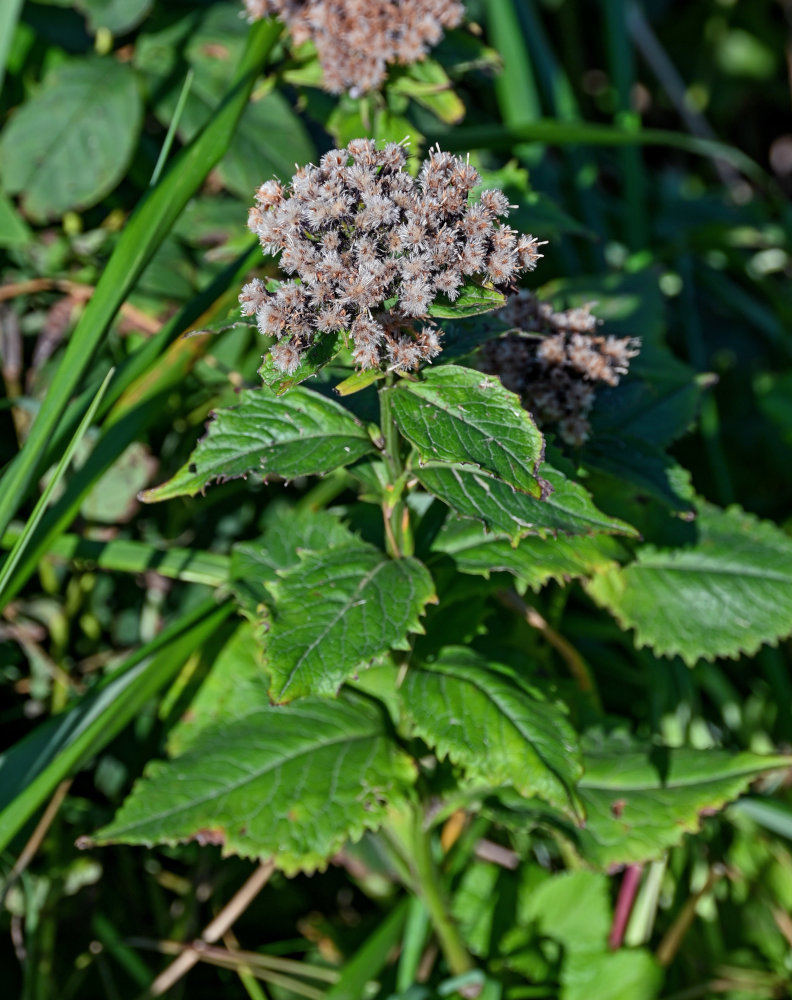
[[477, 291, 640, 447], [242, 0, 464, 94], [240, 140, 545, 374]]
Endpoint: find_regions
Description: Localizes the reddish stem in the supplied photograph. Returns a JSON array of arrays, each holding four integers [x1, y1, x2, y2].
[[609, 864, 644, 950]]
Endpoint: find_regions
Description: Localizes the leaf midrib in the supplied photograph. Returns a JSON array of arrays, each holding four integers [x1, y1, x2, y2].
[[108, 715, 380, 835]]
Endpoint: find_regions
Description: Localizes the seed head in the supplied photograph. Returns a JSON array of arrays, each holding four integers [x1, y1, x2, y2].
[[477, 291, 640, 446], [242, 0, 464, 95], [241, 143, 546, 374]]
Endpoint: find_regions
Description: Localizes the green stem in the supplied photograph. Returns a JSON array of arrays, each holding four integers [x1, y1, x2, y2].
[[378, 378, 412, 558], [383, 805, 474, 979]]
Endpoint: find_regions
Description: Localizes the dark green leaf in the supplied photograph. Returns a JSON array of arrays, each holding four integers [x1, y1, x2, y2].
[[431, 516, 623, 592], [389, 365, 544, 495], [142, 388, 373, 502], [267, 542, 436, 701], [75, 0, 153, 35], [401, 648, 582, 815], [417, 462, 637, 541], [0, 57, 142, 221], [587, 503, 792, 664], [575, 737, 792, 868], [94, 692, 415, 875]]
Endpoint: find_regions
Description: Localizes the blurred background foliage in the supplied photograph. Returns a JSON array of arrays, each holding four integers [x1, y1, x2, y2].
[[1, 1, 792, 998]]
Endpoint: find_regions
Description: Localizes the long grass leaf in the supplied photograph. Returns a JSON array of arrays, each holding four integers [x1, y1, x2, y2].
[[0, 599, 232, 854], [149, 69, 195, 187], [0, 20, 282, 539], [0, 0, 24, 94], [325, 898, 409, 1000], [0, 531, 230, 587], [441, 120, 767, 183], [603, 0, 647, 249], [0, 246, 260, 609], [484, 0, 542, 166], [0, 367, 114, 601]]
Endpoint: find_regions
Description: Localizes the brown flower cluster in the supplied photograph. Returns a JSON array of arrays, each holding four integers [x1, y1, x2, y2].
[[477, 291, 640, 446], [240, 140, 545, 374], [242, 0, 464, 94]]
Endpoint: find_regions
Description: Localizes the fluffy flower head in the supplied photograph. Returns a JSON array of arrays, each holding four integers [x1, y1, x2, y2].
[[242, 0, 464, 94], [477, 291, 640, 446], [241, 141, 546, 374]]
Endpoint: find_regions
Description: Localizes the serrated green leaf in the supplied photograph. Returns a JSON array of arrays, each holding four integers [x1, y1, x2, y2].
[[166, 621, 266, 757], [268, 542, 436, 701], [0, 57, 142, 221], [428, 284, 506, 319], [431, 516, 623, 592], [586, 503, 792, 665], [417, 462, 636, 541], [400, 648, 582, 815], [230, 507, 357, 621], [93, 692, 415, 875], [142, 388, 372, 502], [389, 365, 543, 495], [259, 332, 343, 394], [575, 739, 792, 868]]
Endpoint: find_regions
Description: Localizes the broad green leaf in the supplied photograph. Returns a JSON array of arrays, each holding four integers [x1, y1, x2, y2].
[[561, 951, 662, 1000], [428, 283, 506, 319], [93, 693, 416, 875], [400, 648, 582, 814], [167, 621, 266, 757], [259, 332, 343, 394], [389, 365, 543, 495], [142, 388, 373, 502], [75, 0, 153, 34], [521, 871, 610, 953], [575, 738, 792, 868], [0, 57, 142, 221], [267, 542, 436, 701], [230, 506, 356, 620], [431, 516, 623, 592], [581, 435, 695, 513], [417, 462, 637, 541], [587, 503, 792, 664]]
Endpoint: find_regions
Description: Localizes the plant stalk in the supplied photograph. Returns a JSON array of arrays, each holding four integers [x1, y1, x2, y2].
[[378, 378, 412, 558], [383, 805, 474, 980]]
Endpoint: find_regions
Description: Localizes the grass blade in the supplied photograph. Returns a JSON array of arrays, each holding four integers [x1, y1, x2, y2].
[[325, 898, 409, 1000], [149, 68, 195, 187], [0, 367, 114, 601], [0, 531, 230, 587], [0, 0, 24, 94], [0, 19, 282, 539], [0, 245, 260, 610], [0, 598, 232, 854], [441, 120, 767, 184]]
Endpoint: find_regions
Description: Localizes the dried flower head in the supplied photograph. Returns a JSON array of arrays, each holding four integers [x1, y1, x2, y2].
[[477, 291, 640, 446], [242, 0, 464, 94], [241, 142, 546, 374]]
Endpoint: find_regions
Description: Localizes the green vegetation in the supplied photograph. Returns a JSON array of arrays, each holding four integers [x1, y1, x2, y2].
[[1, 3, 792, 999]]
